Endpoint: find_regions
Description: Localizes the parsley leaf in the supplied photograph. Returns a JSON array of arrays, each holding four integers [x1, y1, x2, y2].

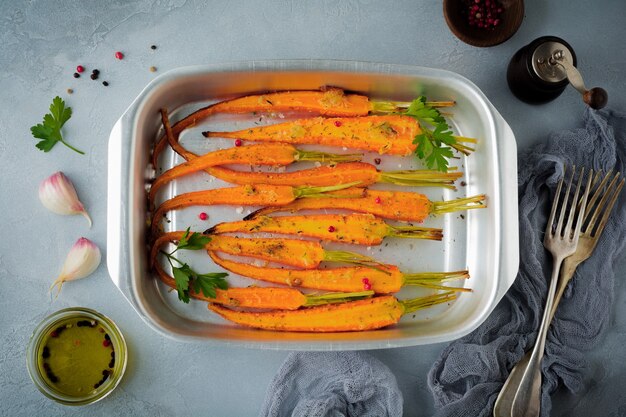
[[30, 96, 84, 155], [404, 96, 457, 172], [163, 229, 228, 303]]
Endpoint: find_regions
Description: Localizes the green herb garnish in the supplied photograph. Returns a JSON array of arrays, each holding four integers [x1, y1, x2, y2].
[[160, 228, 228, 303], [30, 96, 84, 155]]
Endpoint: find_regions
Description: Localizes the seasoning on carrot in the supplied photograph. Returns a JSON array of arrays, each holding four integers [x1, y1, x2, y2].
[[205, 213, 443, 245], [209, 251, 470, 294], [208, 291, 458, 332], [206, 162, 462, 189], [152, 89, 453, 165], [154, 260, 374, 310], [148, 143, 362, 206], [152, 231, 382, 270], [150, 182, 360, 236], [247, 188, 486, 222]]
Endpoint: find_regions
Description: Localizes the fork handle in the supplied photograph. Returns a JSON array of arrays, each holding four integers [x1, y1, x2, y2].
[[510, 255, 565, 417]]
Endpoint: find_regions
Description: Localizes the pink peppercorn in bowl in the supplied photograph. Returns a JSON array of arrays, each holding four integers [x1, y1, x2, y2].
[[443, 0, 524, 47]]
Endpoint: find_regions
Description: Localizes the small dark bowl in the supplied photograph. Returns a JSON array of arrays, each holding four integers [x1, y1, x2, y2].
[[443, 0, 524, 47]]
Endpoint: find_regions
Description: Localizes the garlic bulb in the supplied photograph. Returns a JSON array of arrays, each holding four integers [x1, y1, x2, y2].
[[39, 171, 92, 227], [51, 237, 101, 297]]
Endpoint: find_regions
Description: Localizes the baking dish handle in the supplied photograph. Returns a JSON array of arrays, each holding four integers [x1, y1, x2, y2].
[[494, 114, 520, 303], [106, 119, 133, 301]]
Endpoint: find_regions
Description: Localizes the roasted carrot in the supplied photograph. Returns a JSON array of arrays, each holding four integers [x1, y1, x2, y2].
[[205, 213, 443, 245], [153, 260, 373, 310], [208, 291, 458, 332], [203, 115, 421, 156], [148, 143, 361, 206], [248, 188, 486, 222], [209, 251, 470, 294], [207, 162, 462, 189], [150, 182, 358, 236], [152, 231, 380, 270]]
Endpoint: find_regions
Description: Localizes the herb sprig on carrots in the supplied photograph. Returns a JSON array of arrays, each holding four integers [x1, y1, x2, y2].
[[159, 228, 228, 303]]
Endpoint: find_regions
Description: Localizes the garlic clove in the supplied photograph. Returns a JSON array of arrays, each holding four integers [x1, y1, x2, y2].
[[39, 171, 92, 227], [50, 237, 101, 297]]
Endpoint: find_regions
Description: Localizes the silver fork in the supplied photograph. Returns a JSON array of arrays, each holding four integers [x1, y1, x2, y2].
[[494, 169, 624, 417], [511, 166, 592, 417]]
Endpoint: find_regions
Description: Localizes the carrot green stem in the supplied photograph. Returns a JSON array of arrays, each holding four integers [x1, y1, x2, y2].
[[323, 250, 383, 267], [386, 225, 443, 241], [303, 290, 374, 307], [451, 136, 477, 156], [400, 291, 457, 314], [379, 168, 462, 189], [371, 100, 456, 113], [294, 149, 363, 163], [294, 181, 361, 198], [432, 194, 486, 215], [403, 270, 471, 292]]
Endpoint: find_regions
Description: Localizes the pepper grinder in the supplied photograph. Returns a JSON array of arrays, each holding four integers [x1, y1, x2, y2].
[[507, 36, 608, 109]]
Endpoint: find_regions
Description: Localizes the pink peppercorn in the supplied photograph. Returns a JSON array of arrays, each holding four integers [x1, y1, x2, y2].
[[103, 339, 111, 347], [362, 278, 370, 284], [334, 120, 342, 127], [76, 65, 85, 73], [234, 139, 243, 147], [199, 212, 208, 220], [115, 51, 124, 60], [375, 197, 382, 204], [328, 226, 336, 232], [363, 283, 372, 290]]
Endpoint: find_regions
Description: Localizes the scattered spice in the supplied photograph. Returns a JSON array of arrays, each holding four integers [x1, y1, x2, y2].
[[73, 73, 80, 78], [334, 120, 342, 127], [90, 73, 98, 80], [374, 158, 381, 165], [115, 51, 124, 60], [363, 282, 372, 290], [234, 139, 243, 147], [374, 196, 382, 204], [149, 66, 157, 72], [150, 45, 157, 50], [92, 69, 100, 75], [76, 65, 85, 73], [460, 181, 467, 187], [102, 81, 109, 87], [67, 88, 73, 94], [102, 339, 111, 347], [198, 212, 208, 221], [327, 225, 336, 232]]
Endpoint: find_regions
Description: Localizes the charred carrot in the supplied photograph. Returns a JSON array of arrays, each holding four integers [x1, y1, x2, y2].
[[206, 213, 443, 245], [248, 188, 487, 222], [150, 182, 359, 236], [148, 143, 361, 206], [153, 89, 453, 164], [154, 260, 373, 310], [208, 291, 458, 332], [209, 251, 470, 294], [203, 115, 421, 156], [207, 162, 462, 189], [152, 231, 381, 270]]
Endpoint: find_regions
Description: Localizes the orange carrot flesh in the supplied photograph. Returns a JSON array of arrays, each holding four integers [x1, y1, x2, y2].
[[148, 143, 301, 205], [203, 115, 421, 156], [209, 295, 404, 332], [206, 213, 442, 245], [152, 89, 371, 166], [208, 291, 458, 332], [249, 189, 486, 222], [210, 252, 404, 293]]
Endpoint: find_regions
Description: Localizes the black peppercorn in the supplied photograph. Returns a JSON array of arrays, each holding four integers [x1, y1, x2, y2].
[[102, 81, 109, 86], [73, 73, 80, 78], [90, 73, 98, 80]]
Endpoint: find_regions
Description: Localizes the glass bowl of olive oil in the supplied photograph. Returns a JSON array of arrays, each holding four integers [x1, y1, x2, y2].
[[26, 307, 127, 405]]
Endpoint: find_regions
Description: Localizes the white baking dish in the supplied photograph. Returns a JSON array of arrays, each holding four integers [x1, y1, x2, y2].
[[107, 60, 519, 350]]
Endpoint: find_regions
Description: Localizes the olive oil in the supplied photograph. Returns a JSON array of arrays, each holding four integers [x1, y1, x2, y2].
[[37, 318, 115, 396]]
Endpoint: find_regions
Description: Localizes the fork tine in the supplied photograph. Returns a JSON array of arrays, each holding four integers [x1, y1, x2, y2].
[[581, 170, 610, 228], [572, 169, 593, 242], [547, 170, 565, 237], [585, 172, 620, 233], [590, 176, 625, 238], [556, 166, 576, 237], [565, 167, 585, 236]]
